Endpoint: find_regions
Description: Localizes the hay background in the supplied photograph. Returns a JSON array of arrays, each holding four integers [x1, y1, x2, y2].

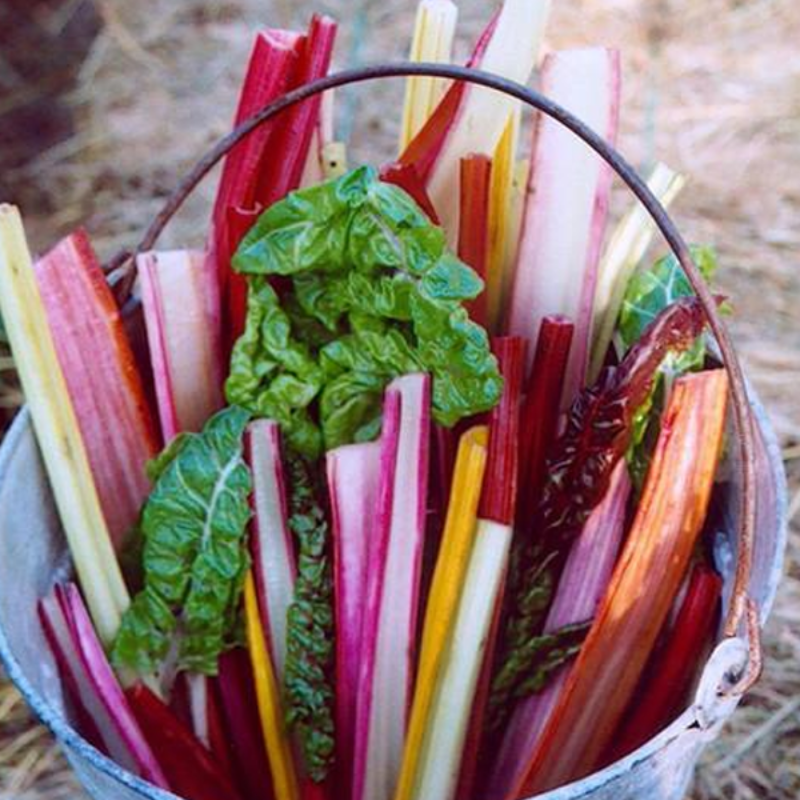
[[1, 0, 798, 797]]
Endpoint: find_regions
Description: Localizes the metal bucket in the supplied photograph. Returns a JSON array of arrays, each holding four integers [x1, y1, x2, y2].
[[0, 393, 786, 800], [0, 64, 789, 799]]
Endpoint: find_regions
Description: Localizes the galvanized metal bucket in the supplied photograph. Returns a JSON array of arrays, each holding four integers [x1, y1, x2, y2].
[[0, 64, 788, 800]]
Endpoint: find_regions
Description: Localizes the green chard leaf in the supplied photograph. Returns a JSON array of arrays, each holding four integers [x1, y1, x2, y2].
[[112, 407, 252, 680], [617, 245, 722, 490], [617, 245, 719, 371], [225, 165, 503, 460]]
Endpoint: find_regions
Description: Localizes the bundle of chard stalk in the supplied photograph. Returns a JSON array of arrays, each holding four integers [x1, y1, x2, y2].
[[0, 1, 734, 799]]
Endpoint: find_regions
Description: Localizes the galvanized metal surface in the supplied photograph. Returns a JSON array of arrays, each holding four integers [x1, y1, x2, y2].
[[0, 391, 785, 800]]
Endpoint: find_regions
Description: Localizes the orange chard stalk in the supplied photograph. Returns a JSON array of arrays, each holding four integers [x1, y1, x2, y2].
[[608, 561, 723, 761], [517, 369, 728, 796]]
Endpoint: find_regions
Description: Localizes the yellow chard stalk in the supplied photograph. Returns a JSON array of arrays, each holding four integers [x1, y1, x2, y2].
[[0, 205, 129, 644], [400, 0, 459, 152]]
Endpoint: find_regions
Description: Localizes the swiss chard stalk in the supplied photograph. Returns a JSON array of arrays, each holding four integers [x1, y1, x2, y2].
[[394, 425, 488, 800], [244, 573, 301, 800], [37, 231, 160, 552], [407, 339, 524, 800], [214, 649, 276, 800], [112, 407, 253, 687], [488, 296, 714, 732], [246, 420, 297, 682], [327, 439, 382, 799], [398, 12, 496, 186], [488, 463, 631, 800], [609, 561, 722, 761], [485, 109, 521, 331], [0, 207, 129, 644], [589, 163, 686, 381], [252, 15, 338, 210], [126, 683, 244, 800], [508, 47, 621, 405], [400, 0, 459, 151], [420, 0, 549, 247], [458, 154, 492, 328], [137, 249, 225, 441], [211, 29, 303, 343], [39, 585, 168, 788], [517, 315, 574, 523], [353, 374, 431, 800]]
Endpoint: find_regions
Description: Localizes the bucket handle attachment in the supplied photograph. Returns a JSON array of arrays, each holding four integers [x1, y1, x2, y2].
[[106, 62, 762, 696]]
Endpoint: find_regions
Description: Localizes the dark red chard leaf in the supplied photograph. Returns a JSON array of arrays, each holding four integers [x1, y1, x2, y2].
[[458, 154, 493, 330], [539, 296, 712, 548], [126, 684, 244, 800], [490, 296, 713, 731]]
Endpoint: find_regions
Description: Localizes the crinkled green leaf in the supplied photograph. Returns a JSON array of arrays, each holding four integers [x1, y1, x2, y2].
[[225, 165, 502, 459], [618, 245, 718, 374], [112, 406, 252, 679], [227, 278, 324, 458]]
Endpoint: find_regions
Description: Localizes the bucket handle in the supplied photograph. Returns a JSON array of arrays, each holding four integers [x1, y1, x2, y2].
[[105, 62, 762, 696]]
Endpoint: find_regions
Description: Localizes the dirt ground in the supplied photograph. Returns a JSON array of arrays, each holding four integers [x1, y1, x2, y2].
[[1, 0, 798, 798]]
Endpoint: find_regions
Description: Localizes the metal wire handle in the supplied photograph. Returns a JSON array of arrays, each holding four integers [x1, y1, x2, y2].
[[108, 62, 761, 694]]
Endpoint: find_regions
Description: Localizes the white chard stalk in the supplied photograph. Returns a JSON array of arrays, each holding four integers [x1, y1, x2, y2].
[[0, 206, 129, 644], [507, 47, 621, 406], [426, 0, 551, 246], [589, 163, 686, 380], [412, 520, 513, 800], [400, 0, 459, 151]]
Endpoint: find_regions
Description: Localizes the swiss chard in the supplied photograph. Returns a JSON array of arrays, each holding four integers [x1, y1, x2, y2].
[[226, 165, 503, 460], [518, 370, 728, 794], [489, 297, 714, 731], [112, 407, 253, 685], [226, 167, 500, 787]]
